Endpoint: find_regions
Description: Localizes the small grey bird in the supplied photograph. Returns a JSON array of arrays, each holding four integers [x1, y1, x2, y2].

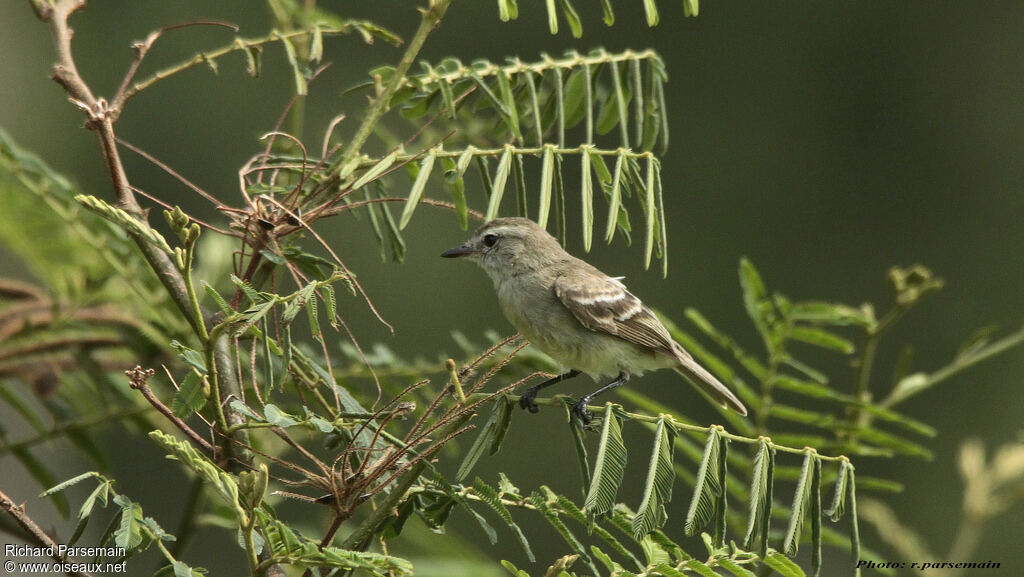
[[441, 217, 747, 424]]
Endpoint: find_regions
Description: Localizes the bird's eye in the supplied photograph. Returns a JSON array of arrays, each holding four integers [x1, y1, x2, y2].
[[482, 233, 499, 247]]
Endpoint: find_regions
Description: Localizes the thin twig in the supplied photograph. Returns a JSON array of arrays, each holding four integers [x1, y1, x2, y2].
[[0, 488, 93, 577]]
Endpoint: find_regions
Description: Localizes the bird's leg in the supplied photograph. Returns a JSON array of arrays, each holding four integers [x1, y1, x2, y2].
[[571, 372, 630, 425], [519, 369, 582, 413]]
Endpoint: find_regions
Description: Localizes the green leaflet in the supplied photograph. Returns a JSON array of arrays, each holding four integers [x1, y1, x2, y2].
[[581, 148, 594, 252], [782, 451, 819, 557], [472, 478, 535, 562], [440, 155, 468, 230], [544, 0, 558, 34], [583, 404, 627, 519], [170, 371, 207, 417], [605, 153, 625, 243], [825, 459, 850, 521], [643, 157, 656, 269], [810, 455, 822, 577], [521, 70, 543, 145], [610, 60, 630, 148], [742, 438, 775, 559], [537, 145, 554, 229], [569, 415, 592, 494], [847, 466, 861, 577], [456, 397, 505, 482], [559, 0, 582, 38], [486, 147, 513, 221], [763, 550, 807, 577], [684, 428, 723, 536], [530, 488, 597, 575], [739, 258, 775, 354], [643, 0, 660, 26], [632, 417, 676, 539], [398, 150, 435, 229], [351, 149, 399, 190]]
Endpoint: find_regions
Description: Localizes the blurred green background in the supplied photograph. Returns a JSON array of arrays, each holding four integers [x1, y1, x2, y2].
[[1, 1, 1022, 575]]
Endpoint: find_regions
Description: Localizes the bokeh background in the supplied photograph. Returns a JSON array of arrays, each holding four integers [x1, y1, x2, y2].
[[1, 1, 1022, 575]]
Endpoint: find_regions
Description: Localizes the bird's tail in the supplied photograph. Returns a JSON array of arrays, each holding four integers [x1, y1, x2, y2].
[[671, 352, 748, 416]]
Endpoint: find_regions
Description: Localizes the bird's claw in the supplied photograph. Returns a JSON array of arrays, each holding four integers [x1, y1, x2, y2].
[[519, 389, 540, 413], [570, 399, 592, 426]]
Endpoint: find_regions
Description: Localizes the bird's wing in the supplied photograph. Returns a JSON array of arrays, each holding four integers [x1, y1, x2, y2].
[[553, 267, 677, 357]]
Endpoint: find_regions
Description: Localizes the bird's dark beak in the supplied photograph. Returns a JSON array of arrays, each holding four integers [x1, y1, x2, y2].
[[440, 243, 478, 258]]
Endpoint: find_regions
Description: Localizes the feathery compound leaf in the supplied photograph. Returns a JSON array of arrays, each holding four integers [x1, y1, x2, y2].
[[825, 459, 850, 521], [278, 35, 307, 95], [847, 466, 861, 577], [610, 61, 630, 148], [545, 0, 558, 34], [763, 550, 807, 577], [632, 417, 676, 539], [352, 150, 399, 190], [440, 156, 468, 229], [782, 451, 818, 557], [513, 151, 529, 217], [559, 0, 583, 38], [581, 149, 594, 251], [531, 489, 596, 572], [171, 371, 207, 417], [682, 559, 720, 577], [739, 258, 775, 353], [631, 57, 644, 146], [643, 0, 660, 26], [498, 0, 519, 21], [789, 326, 855, 354], [717, 558, 757, 577], [496, 71, 523, 142], [810, 456, 822, 577], [74, 194, 173, 255], [684, 428, 722, 536], [537, 145, 555, 229], [40, 472, 101, 497], [569, 416, 592, 493], [550, 66, 566, 148], [486, 147, 513, 221], [522, 70, 543, 145], [583, 405, 627, 519], [399, 150, 435, 229], [472, 478, 535, 562], [599, 0, 615, 25], [605, 153, 625, 243], [643, 156, 656, 269], [490, 395, 515, 455], [115, 498, 144, 549], [712, 433, 729, 548], [743, 439, 775, 558], [456, 398, 504, 482], [553, 153, 566, 243]]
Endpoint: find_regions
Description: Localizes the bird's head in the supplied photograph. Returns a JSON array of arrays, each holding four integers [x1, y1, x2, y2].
[[441, 217, 564, 277]]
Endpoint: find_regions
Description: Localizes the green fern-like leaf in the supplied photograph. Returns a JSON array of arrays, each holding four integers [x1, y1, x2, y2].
[[583, 404, 628, 519], [472, 478, 536, 562], [742, 438, 775, 558], [632, 417, 675, 539], [782, 451, 819, 556], [684, 427, 723, 536]]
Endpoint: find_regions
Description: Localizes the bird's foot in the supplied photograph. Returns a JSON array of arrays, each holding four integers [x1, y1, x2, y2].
[[519, 387, 541, 413], [570, 398, 593, 426]]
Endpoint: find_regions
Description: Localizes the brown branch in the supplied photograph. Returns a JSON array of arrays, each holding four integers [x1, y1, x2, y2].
[[125, 366, 216, 457], [35, 0, 201, 336], [0, 488, 92, 577]]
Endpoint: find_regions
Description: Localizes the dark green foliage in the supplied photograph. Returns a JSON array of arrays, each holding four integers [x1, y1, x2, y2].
[[4, 3, 1022, 577]]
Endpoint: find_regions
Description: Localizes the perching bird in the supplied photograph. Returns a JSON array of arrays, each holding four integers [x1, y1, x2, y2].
[[441, 217, 747, 424]]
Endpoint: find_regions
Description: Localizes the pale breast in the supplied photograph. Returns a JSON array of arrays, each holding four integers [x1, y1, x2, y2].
[[494, 275, 676, 378]]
